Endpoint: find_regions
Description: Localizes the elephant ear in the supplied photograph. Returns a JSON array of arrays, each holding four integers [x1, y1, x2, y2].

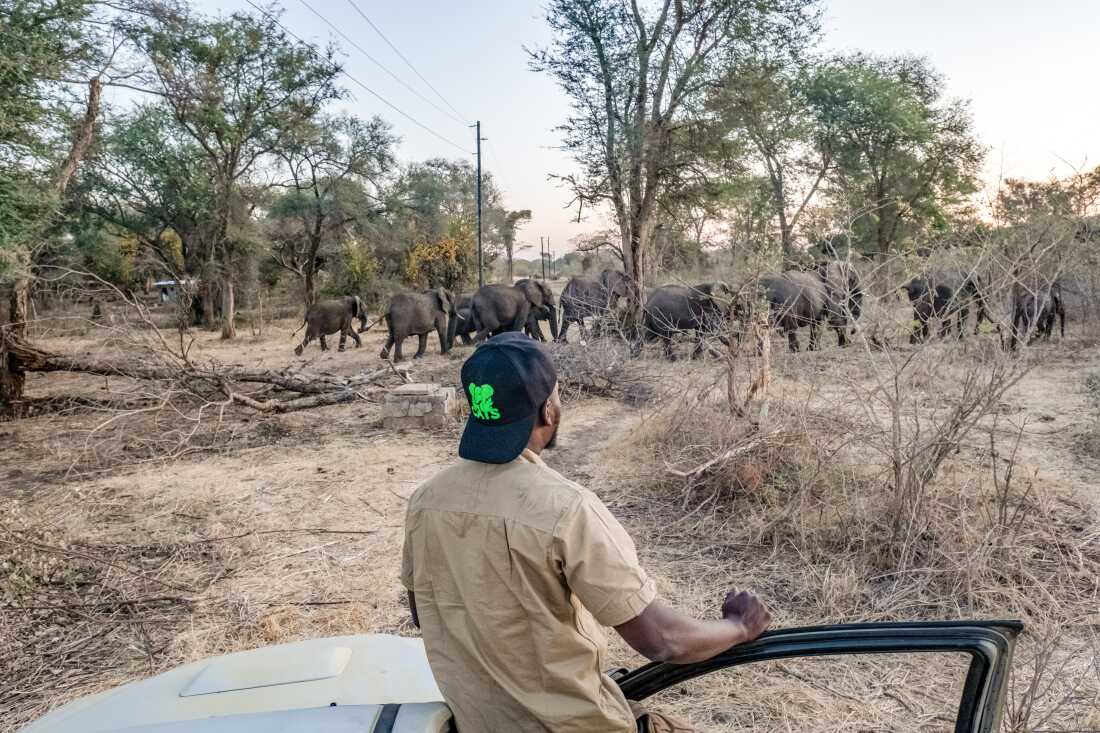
[[538, 281, 554, 304], [435, 287, 452, 313]]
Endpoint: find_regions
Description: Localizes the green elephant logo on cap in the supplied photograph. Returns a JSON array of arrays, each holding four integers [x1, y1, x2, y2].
[[468, 383, 501, 420]]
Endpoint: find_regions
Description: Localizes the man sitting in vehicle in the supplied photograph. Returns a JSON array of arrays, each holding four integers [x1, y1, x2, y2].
[[401, 332, 771, 732]]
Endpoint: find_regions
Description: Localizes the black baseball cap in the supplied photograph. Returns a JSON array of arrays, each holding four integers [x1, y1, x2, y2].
[[459, 332, 558, 464]]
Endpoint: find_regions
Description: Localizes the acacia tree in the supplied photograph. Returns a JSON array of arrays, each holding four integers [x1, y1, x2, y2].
[[75, 103, 219, 327], [1, 0, 107, 414], [495, 209, 532, 282], [531, 0, 818, 322], [714, 60, 835, 259], [808, 54, 985, 255], [370, 158, 503, 287], [270, 114, 396, 309], [80, 105, 214, 277], [136, 5, 343, 338], [995, 167, 1100, 225]]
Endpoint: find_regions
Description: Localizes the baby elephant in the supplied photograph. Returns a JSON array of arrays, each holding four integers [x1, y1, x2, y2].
[[1010, 282, 1065, 350], [294, 295, 369, 356]]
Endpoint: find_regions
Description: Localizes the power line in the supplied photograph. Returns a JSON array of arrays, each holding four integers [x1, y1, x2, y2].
[[344, 0, 469, 125], [296, 0, 466, 127], [244, 0, 471, 156]]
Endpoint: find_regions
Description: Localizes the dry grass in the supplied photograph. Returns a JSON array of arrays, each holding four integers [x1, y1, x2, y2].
[[0, 419, 442, 729]]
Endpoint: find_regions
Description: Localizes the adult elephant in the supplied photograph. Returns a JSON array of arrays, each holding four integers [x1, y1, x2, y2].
[[1009, 280, 1065, 350], [815, 261, 863, 347], [293, 295, 369, 356], [379, 288, 458, 362], [902, 271, 993, 344], [558, 269, 632, 343], [469, 284, 531, 342], [745, 271, 830, 353], [513, 278, 559, 341], [453, 294, 475, 345], [643, 282, 734, 360]]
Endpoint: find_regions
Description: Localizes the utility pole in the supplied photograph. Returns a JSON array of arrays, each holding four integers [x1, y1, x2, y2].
[[540, 236, 546, 280], [472, 121, 485, 288]]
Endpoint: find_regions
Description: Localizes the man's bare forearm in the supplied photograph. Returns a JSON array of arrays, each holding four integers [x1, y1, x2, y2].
[[658, 615, 752, 664], [615, 593, 770, 664]]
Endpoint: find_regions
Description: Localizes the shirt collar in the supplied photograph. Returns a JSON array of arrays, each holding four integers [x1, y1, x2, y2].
[[518, 449, 545, 466]]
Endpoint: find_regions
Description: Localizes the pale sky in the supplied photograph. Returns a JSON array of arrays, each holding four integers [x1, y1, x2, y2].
[[192, 0, 1100, 254]]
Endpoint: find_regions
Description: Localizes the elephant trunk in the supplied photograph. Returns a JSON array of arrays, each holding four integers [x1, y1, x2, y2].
[[546, 301, 560, 341]]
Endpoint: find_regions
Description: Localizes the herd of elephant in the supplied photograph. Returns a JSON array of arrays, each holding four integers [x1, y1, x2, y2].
[[291, 264, 1067, 362]]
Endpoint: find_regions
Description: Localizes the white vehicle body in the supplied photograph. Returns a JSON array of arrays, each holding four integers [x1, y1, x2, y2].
[[19, 634, 452, 733]]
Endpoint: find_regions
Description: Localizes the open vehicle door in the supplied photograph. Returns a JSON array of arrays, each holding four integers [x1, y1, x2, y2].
[[616, 620, 1023, 733]]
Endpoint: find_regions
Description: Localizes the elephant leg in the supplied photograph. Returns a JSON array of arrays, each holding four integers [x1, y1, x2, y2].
[[557, 318, 571, 343], [319, 334, 329, 351], [835, 326, 848, 348], [460, 333, 473, 345], [808, 323, 820, 351], [437, 323, 448, 354], [350, 327, 362, 348], [786, 328, 800, 352], [526, 315, 545, 341], [691, 331, 711, 359], [380, 332, 395, 360], [393, 336, 405, 363], [663, 334, 677, 361], [295, 331, 312, 356], [338, 329, 347, 352], [413, 333, 429, 359]]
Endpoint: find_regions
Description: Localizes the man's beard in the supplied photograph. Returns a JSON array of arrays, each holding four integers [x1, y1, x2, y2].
[[545, 423, 559, 450]]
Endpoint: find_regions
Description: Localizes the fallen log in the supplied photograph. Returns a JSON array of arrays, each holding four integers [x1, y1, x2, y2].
[[2, 334, 408, 414]]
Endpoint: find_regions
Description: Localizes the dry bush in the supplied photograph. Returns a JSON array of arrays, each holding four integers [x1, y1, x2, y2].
[[608, 368, 1100, 728], [553, 332, 661, 405]]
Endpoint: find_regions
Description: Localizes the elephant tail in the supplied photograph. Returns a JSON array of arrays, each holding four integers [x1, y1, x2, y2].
[[291, 318, 307, 337]]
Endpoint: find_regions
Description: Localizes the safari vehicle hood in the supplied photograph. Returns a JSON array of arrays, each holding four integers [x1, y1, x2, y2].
[[18, 634, 450, 733]]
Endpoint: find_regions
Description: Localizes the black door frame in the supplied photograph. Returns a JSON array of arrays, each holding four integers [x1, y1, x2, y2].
[[616, 620, 1023, 733]]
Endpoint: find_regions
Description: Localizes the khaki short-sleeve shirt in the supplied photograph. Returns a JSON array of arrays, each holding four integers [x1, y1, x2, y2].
[[401, 449, 656, 733]]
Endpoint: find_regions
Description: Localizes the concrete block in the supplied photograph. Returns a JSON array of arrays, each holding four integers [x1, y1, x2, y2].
[[383, 383, 458, 430]]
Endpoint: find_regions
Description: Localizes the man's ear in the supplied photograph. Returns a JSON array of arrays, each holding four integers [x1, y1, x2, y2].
[[543, 394, 560, 427]]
